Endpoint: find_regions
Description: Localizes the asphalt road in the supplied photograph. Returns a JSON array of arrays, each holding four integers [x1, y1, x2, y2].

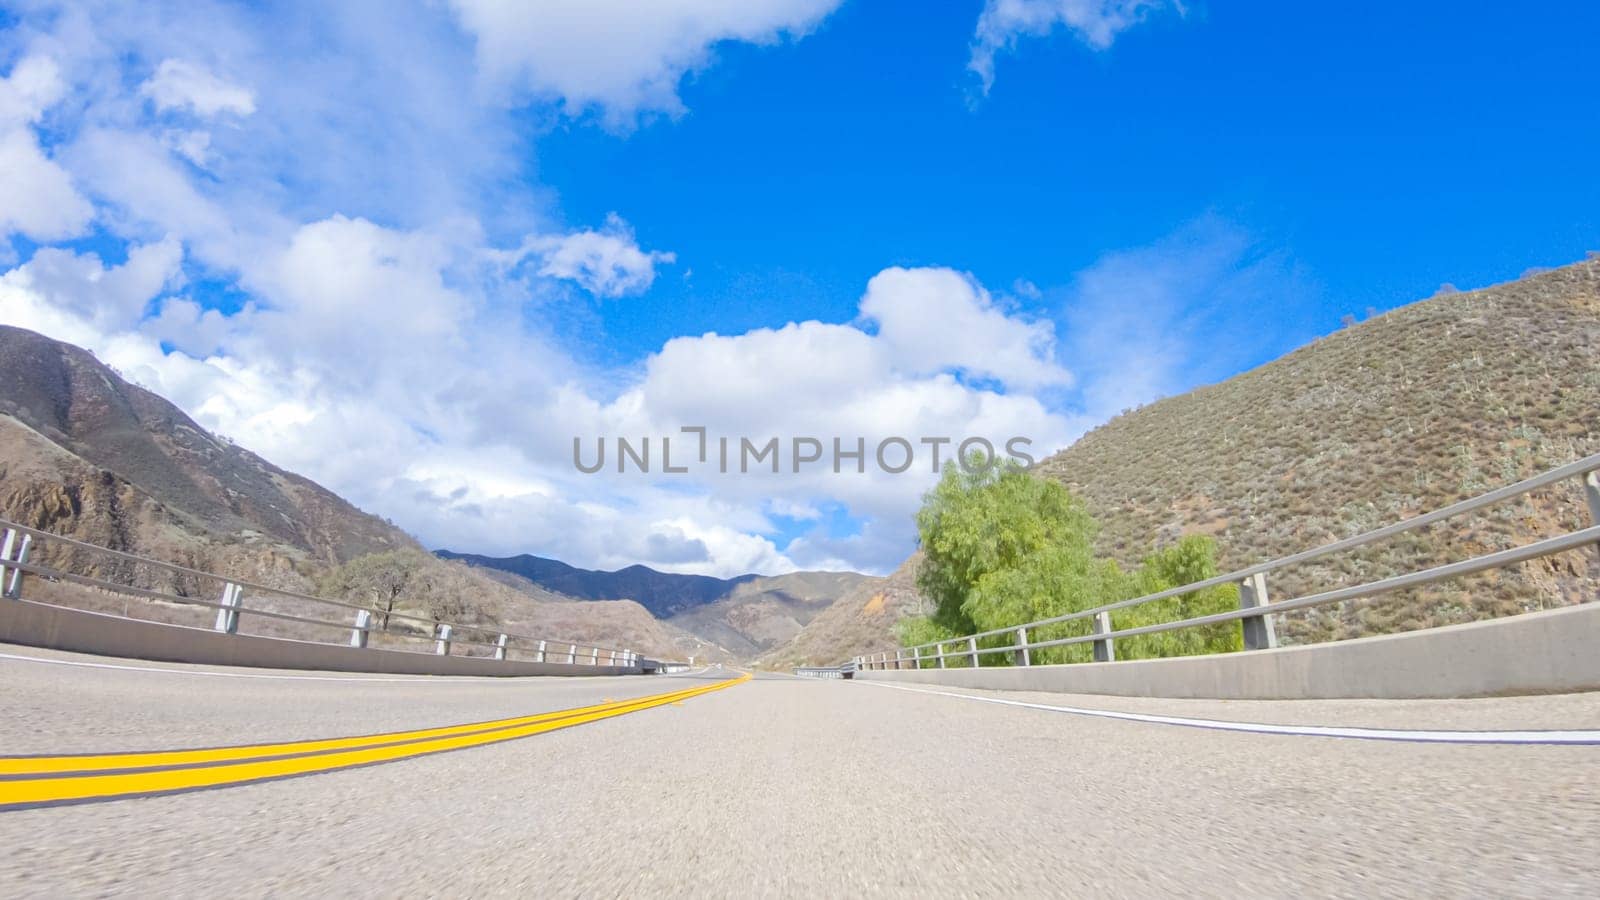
[[1, 644, 1598, 898]]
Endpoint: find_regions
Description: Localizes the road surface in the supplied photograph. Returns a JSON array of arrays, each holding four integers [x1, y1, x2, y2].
[[1, 643, 1597, 897]]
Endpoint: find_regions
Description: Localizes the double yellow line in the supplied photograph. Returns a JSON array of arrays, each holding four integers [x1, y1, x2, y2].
[[0, 672, 750, 810]]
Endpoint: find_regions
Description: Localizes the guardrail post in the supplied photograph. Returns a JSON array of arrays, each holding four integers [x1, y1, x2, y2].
[[590, 646, 600, 665], [1585, 471, 1600, 553], [967, 636, 979, 667], [1239, 572, 1277, 650], [1092, 611, 1115, 662], [912, 646, 921, 669], [536, 640, 547, 663], [3, 531, 32, 599], [435, 624, 453, 656], [350, 609, 372, 648], [1014, 627, 1030, 666], [213, 582, 242, 634], [495, 634, 508, 661], [567, 644, 577, 664], [937, 643, 947, 669], [0, 529, 14, 592]]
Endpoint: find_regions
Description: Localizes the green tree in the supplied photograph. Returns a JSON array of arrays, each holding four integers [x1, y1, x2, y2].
[[901, 459, 1241, 666], [1112, 535, 1243, 660], [315, 550, 492, 633], [907, 457, 1117, 665]]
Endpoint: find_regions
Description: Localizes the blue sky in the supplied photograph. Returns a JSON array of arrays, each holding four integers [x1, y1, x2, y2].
[[544, 0, 1600, 365], [2, 1, 1597, 576]]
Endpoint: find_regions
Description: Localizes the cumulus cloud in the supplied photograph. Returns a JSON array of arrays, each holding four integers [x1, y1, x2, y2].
[[970, 0, 1178, 94], [140, 58, 256, 117], [1, 238, 183, 330], [520, 214, 675, 297], [446, 0, 843, 123], [859, 267, 1071, 389], [0, 56, 94, 241]]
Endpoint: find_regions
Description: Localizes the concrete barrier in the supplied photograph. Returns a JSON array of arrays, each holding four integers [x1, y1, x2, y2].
[[857, 602, 1600, 700], [0, 599, 639, 677]]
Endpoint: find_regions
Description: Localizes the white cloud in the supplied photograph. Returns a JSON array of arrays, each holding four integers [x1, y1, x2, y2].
[[1, 238, 183, 330], [139, 58, 256, 117], [61, 128, 247, 266], [859, 266, 1071, 389], [521, 214, 675, 297], [445, 0, 843, 123], [0, 129, 95, 241], [0, 56, 94, 241], [0, 54, 66, 123], [970, 0, 1177, 94]]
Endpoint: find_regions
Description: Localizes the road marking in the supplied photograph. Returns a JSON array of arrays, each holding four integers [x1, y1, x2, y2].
[[0, 680, 725, 776], [856, 681, 1600, 745], [0, 673, 750, 809]]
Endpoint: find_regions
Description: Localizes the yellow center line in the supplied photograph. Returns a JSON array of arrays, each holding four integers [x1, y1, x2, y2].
[[0, 673, 750, 810], [0, 677, 737, 776]]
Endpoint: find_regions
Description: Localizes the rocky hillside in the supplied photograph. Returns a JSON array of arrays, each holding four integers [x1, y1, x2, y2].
[[0, 324, 410, 565], [441, 551, 868, 658], [0, 326, 698, 659], [768, 258, 1600, 663], [668, 570, 871, 658], [756, 556, 926, 668]]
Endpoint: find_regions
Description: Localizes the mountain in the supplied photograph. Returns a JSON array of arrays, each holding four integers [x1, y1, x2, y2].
[[668, 570, 873, 658], [0, 325, 697, 659], [755, 559, 925, 668], [767, 257, 1600, 664], [436, 551, 756, 618], [438, 551, 869, 658]]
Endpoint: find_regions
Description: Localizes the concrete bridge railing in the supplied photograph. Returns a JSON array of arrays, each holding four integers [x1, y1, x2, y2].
[[0, 519, 651, 677]]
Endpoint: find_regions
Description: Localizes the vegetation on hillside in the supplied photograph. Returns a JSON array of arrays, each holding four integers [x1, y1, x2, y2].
[[1036, 260, 1600, 643], [315, 550, 488, 632], [897, 459, 1240, 665]]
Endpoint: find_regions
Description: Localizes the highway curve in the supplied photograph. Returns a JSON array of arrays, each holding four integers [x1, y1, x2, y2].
[[1, 644, 1597, 897]]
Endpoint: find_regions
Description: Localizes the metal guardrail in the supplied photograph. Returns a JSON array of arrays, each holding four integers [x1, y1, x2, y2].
[[0, 518, 642, 670], [854, 452, 1600, 671]]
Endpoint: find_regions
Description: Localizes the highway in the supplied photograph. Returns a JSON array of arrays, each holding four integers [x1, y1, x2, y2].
[[1, 645, 1598, 897]]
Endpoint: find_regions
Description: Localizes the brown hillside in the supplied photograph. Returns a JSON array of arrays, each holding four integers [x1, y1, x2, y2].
[[667, 570, 871, 658], [756, 555, 927, 668], [0, 324, 409, 564]]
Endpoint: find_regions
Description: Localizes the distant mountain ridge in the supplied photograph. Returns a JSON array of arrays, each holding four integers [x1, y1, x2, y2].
[[436, 551, 759, 618], [437, 550, 869, 658]]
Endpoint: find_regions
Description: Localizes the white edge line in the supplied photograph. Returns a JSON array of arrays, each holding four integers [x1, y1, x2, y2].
[[855, 680, 1600, 745]]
